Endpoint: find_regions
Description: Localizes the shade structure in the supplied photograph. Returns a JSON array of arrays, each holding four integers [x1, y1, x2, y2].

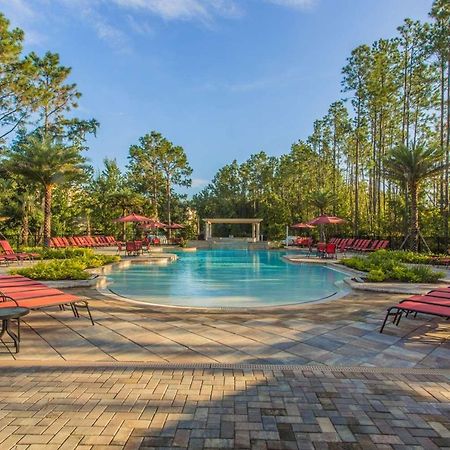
[[307, 215, 346, 225], [165, 223, 184, 230], [291, 222, 315, 229], [113, 213, 154, 223]]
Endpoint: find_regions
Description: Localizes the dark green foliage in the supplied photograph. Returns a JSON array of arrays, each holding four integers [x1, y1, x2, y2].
[[341, 250, 444, 283], [10, 252, 120, 280]]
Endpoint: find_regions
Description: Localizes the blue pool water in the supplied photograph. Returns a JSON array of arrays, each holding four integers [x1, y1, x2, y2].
[[106, 250, 348, 308]]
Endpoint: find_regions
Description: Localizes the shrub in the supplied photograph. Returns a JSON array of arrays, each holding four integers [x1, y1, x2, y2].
[[9, 253, 120, 280], [21, 247, 94, 260], [367, 269, 387, 282], [11, 259, 91, 280], [340, 250, 444, 283]]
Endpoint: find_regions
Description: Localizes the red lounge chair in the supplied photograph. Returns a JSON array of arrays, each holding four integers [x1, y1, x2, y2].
[[355, 240, 372, 252], [380, 300, 450, 333], [360, 240, 379, 252], [56, 237, 65, 248], [0, 240, 38, 261], [342, 238, 355, 251], [0, 275, 94, 325], [316, 242, 326, 257], [93, 236, 104, 246], [325, 243, 337, 259], [403, 295, 450, 307], [378, 240, 389, 250], [61, 237, 71, 247], [347, 239, 362, 251]]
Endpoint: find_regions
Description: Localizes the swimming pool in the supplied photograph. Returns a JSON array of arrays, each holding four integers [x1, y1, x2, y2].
[[105, 249, 348, 308]]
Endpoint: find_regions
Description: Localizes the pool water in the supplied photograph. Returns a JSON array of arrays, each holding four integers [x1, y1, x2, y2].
[[106, 249, 348, 308]]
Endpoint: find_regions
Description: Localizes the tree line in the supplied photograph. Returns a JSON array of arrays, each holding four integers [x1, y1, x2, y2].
[[0, 2, 448, 251], [193, 0, 449, 251], [0, 13, 193, 246]]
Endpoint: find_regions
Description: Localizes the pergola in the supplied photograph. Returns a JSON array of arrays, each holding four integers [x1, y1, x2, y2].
[[204, 218, 263, 242]]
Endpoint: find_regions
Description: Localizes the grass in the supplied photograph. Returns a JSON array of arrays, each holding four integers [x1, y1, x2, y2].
[[340, 249, 444, 283]]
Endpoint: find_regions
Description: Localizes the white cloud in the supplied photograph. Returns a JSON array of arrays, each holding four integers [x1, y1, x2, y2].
[[191, 178, 209, 188], [111, 0, 243, 22], [0, 0, 47, 44], [0, 0, 316, 53]]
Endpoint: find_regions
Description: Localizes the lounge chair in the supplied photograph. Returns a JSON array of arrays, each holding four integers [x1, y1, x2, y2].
[[380, 297, 450, 333], [0, 275, 94, 325], [360, 240, 379, 252], [347, 239, 362, 251], [0, 240, 39, 261]]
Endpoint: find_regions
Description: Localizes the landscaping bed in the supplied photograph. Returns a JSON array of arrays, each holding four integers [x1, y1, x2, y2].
[[10, 248, 120, 280], [340, 250, 445, 283]]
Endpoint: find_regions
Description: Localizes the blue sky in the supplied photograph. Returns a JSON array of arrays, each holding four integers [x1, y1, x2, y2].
[[0, 0, 433, 193]]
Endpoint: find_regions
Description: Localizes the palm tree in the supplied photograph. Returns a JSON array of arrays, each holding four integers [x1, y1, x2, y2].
[[310, 190, 332, 215], [384, 144, 448, 251], [2, 134, 88, 246], [309, 190, 333, 241]]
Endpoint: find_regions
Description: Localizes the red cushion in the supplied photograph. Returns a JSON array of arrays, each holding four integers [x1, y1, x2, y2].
[[395, 301, 450, 316]]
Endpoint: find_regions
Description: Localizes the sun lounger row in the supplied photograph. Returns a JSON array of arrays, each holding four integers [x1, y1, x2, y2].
[[0, 274, 94, 323], [329, 238, 389, 252], [380, 287, 450, 333], [50, 235, 118, 248]]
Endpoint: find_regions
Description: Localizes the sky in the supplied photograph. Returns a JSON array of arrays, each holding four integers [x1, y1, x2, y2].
[[0, 0, 434, 194]]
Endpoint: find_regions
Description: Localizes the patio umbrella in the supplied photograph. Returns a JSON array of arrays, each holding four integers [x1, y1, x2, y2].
[[291, 222, 316, 229], [307, 215, 346, 225], [113, 213, 153, 223], [113, 213, 154, 240], [140, 220, 168, 229], [307, 215, 345, 241]]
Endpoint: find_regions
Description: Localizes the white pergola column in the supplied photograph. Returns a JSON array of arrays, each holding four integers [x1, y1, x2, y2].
[[256, 222, 260, 242]]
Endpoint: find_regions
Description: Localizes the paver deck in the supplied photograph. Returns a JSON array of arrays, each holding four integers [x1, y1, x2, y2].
[[0, 289, 449, 368], [0, 288, 449, 448], [0, 363, 449, 449]]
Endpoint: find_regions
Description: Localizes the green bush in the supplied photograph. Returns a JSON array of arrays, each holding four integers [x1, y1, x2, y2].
[[9, 253, 120, 280], [11, 259, 91, 280], [341, 249, 444, 283], [367, 268, 387, 282], [21, 247, 93, 260]]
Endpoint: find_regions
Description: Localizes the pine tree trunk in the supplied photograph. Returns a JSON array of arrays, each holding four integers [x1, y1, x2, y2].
[[166, 178, 171, 239], [21, 210, 29, 247], [409, 182, 419, 252], [444, 57, 450, 246], [43, 185, 53, 247]]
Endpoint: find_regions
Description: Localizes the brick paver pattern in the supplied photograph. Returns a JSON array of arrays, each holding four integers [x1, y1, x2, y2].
[[0, 364, 449, 449]]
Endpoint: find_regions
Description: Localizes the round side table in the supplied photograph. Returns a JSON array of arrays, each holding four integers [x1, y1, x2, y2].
[[0, 307, 29, 353]]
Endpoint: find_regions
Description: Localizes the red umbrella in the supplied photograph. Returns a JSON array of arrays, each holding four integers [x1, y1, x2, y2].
[[165, 223, 184, 230], [291, 222, 316, 229], [307, 215, 346, 225], [140, 220, 167, 229], [113, 213, 154, 223], [308, 215, 345, 242]]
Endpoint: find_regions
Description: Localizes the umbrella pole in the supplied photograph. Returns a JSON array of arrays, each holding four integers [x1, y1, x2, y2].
[[286, 225, 289, 247]]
